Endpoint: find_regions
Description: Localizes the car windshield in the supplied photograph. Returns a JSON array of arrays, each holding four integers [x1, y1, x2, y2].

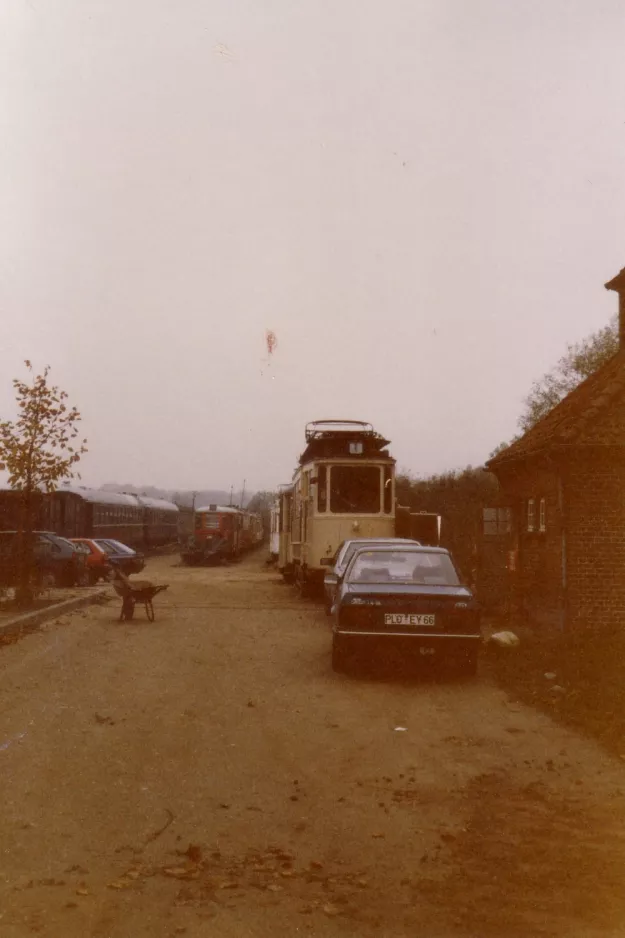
[[99, 540, 135, 555], [346, 550, 460, 586], [94, 540, 121, 555]]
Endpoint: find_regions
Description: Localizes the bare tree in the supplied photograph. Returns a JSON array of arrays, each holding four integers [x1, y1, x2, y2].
[[519, 317, 618, 432]]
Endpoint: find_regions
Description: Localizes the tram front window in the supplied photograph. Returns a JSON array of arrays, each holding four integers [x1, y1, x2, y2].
[[330, 466, 381, 513]]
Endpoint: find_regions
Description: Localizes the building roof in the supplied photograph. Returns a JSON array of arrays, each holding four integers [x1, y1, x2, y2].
[[487, 349, 625, 469]]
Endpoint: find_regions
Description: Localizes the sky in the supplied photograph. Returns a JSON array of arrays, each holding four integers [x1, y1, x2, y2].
[[1, 0, 625, 492]]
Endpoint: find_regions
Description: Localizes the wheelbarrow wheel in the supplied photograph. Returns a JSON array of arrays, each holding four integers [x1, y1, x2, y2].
[[145, 600, 155, 622]]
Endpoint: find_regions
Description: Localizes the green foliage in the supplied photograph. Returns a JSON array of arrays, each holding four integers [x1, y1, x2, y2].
[[0, 361, 88, 492], [519, 317, 618, 433]]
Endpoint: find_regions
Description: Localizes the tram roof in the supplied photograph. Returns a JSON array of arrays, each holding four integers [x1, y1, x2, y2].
[[299, 419, 391, 464]]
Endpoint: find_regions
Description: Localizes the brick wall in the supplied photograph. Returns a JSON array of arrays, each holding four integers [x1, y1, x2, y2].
[[494, 463, 563, 628], [565, 451, 625, 630]]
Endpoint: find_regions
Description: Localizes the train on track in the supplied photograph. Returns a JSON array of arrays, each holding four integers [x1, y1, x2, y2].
[[0, 483, 179, 550], [273, 419, 440, 594], [180, 504, 264, 565]]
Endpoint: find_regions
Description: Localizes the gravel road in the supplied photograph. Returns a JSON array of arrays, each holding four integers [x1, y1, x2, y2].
[[2, 551, 625, 937]]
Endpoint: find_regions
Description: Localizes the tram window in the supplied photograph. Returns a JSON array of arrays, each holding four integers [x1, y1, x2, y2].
[[384, 466, 393, 513], [317, 466, 327, 512], [330, 466, 381, 514]]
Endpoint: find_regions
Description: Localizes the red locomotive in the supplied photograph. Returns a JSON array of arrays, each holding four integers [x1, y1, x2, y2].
[[180, 504, 263, 565]]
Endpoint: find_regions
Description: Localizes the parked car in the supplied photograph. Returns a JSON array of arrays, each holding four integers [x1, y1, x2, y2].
[[92, 539, 145, 575], [70, 538, 113, 584], [323, 537, 421, 615], [38, 532, 90, 586], [0, 531, 88, 587], [331, 544, 481, 676]]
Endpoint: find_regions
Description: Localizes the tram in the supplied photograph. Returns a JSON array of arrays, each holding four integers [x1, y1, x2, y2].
[[278, 420, 396, 594]]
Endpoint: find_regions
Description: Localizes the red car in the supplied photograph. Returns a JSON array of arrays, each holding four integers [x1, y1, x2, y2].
[[70, 538, 112, 585]]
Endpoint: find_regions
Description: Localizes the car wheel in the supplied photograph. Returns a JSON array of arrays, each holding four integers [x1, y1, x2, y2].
[[331, 636, 347, 673]]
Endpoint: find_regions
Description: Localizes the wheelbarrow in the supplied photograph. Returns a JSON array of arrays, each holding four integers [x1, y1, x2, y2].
[[112, 568, 169, 622]]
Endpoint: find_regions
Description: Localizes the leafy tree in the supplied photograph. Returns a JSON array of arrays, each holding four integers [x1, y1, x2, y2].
[[0, 362, 87, 606], [520, 317, 618, 432]]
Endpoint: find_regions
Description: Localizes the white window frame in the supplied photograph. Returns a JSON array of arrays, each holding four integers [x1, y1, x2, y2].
[[527, 498, 535, 533], [539, 498, 546, 533]]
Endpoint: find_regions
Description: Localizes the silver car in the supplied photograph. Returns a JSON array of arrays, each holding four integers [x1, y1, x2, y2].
[[323, 537, 420, 614]]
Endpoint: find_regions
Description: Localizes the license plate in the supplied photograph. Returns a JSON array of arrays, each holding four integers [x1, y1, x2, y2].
[[384, 614, 435, 627]]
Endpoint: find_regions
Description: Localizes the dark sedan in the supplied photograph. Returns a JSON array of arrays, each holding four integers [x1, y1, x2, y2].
[[92, 539, 145, 575], [331, 545, 481, 675]]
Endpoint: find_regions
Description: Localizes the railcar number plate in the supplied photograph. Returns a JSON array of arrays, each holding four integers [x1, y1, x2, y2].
[[384, 614, 435, 627]]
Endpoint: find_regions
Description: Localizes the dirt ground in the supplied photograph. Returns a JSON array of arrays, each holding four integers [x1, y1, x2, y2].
[[2, 551, 625, 938]]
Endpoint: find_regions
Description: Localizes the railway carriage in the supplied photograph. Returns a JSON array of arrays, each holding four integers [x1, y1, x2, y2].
[[0, 484, 179, 550], [268, 495, 281, 562]]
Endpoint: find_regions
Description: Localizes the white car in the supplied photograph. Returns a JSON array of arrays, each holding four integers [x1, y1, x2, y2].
[[323, 537, 420, 615]]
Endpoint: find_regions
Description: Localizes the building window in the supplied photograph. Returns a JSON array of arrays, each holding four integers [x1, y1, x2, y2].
[[527, 498, 535, 533], [483, 507, 512, 536], [539, 498, 546, 533]]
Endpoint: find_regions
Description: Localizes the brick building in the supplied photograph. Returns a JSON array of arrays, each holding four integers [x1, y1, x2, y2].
[[486, 266, 625, 631]]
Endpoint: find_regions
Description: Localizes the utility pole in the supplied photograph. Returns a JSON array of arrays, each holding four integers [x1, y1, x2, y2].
[[241, 479, 246, 509], [229, 486, 233, 507]]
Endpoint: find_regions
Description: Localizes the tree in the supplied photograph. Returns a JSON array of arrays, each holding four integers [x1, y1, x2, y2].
[[490, 316, 619, 458], [397, 466, 499, 581], [245, 490, 276, 536], [519, 316, 618, 432], [0, 362, 87, 606]]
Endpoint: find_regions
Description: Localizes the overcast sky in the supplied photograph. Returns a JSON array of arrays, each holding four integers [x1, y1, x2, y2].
[[1, 0, 624, 492]]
